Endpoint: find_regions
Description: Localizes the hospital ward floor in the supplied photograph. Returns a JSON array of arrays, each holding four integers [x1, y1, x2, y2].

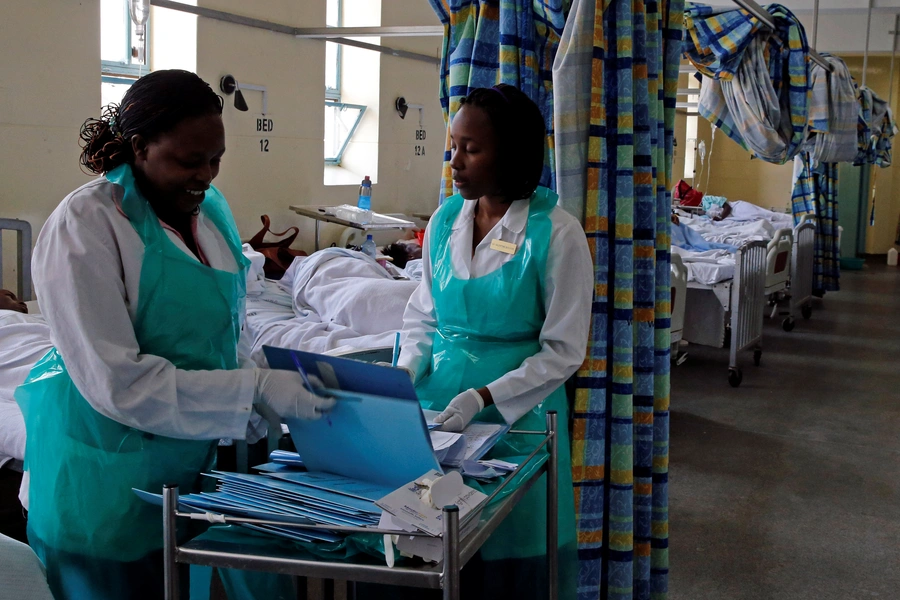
[[669, 264, 900, 600]]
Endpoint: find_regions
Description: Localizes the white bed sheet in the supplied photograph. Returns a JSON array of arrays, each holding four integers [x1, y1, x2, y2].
[[671, 247, 735, 285], [246, 248, 420, 366], [0, 311, 51, 467]]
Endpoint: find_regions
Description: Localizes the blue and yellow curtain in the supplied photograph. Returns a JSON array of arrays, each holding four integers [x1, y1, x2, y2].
[[428, 0, 568, 200], [683, 3, 810, 166], [431, 1, 680, 597], [791, 155, 840, 294], [554, 0, 681, 598]]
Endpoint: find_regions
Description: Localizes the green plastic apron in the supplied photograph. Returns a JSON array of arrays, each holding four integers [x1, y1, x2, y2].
[[16, 163, 249, 598], [415, 187, 577, 599]]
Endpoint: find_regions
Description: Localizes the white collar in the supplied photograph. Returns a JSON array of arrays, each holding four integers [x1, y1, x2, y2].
[[452, 198, 530, 233]]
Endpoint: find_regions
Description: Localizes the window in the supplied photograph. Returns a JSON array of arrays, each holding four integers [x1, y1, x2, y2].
[[101, 0, 148, 106], [683, 76, 701, 182], [324, 0, 366, 166]]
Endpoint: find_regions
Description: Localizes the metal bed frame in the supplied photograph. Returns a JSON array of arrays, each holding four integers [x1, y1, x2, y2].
[[686, 240, 767, 387], [163, 413, 561, 600], [789, 219, 816, 325], [0, 218, 33, 301], [767, 217, 816, 332], [670, 254, 688, 366]]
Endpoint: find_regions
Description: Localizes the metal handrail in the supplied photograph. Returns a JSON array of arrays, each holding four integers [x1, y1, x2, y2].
[[0, 218, 33, 301], [731, 0, 834, 73]]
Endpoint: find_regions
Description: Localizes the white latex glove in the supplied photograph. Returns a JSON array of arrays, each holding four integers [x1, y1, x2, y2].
[[375, 362, 416, 383], [254, 369, 336, 422], [433, 388, 484, 432]]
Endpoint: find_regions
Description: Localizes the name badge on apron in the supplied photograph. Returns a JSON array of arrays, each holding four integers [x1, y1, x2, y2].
[[489, 239, 518, 255]]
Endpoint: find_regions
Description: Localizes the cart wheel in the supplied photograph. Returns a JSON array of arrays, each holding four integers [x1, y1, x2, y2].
[[728, 368, 743, 388], [801, 305, 812, 320], [753, 349, 762, 366], [782, 317, 795, 332]]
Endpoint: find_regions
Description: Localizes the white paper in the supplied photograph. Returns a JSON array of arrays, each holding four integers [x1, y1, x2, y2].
[[429, 431, 463, 451], [375, 470, 487, 537]]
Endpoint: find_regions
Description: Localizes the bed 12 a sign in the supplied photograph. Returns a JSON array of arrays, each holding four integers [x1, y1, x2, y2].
[[257, 117, 273, 153], [414, 129, 426, 156]]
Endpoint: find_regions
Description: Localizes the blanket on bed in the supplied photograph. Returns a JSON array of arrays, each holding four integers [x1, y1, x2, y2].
[[248, 249, 420, 365]]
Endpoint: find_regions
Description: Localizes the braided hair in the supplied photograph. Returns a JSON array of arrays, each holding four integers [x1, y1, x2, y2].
[[79, 70, 224, 175], [458, 84, 546, 200]]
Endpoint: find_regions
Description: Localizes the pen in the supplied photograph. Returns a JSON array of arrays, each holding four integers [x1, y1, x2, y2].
[[391, 332, 401, 367], [290, 353, 318, 393], [290, 353, 334, 426]]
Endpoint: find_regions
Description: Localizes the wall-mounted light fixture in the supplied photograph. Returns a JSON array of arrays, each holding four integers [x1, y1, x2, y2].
[[395, 97, 424, 129], [220, 75, 269, 114]]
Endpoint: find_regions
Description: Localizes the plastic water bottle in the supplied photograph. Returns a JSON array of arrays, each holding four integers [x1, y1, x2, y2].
[[361, 234, 377, 259], [888, 247, 898, 266], [357, 176, 372, 224]]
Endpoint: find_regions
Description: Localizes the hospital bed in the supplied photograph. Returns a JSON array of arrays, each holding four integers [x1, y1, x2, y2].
[[670, 254, 688, 365], [677, 207, 816, 333], [682, 240, 767, 387], [789, 217, 816, 323], [765, 215, 816, 331], [0, 218, 33, 301], [764, 228, 794, 329]]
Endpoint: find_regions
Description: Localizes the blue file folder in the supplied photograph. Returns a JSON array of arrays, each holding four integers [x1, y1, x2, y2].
[[262, 346, 442, 489]]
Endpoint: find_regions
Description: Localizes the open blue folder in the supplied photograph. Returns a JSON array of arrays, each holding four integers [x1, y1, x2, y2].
[[262, 346, 442, 489]]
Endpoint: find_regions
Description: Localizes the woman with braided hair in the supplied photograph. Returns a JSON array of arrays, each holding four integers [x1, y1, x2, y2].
[[16, 69, 332, 599]]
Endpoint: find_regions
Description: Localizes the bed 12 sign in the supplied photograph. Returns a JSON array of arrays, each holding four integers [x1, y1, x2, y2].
[[414, 129, 426, 157], [257, 118, 273, 153]]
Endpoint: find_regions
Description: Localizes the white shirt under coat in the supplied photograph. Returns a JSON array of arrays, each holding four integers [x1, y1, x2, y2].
[[32, 177, 256, 441], [399, 196, 593, 426]]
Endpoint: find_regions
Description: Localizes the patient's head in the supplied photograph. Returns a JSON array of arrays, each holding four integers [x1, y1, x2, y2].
[[0, 290, 28, 314]]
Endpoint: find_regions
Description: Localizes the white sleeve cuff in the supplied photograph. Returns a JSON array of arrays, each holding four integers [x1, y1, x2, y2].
[[486, 381, 526, 426], [219, 369, 258, 439]]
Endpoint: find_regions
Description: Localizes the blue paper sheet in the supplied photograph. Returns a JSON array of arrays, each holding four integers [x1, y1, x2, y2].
[[208, 472, 379, 515], [266, 470, 395, 502], [672, 222, 737, 252]]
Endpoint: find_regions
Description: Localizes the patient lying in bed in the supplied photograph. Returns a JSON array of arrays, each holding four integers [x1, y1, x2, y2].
[[0, 291, 51, 541], [246, 247, 421, 365]]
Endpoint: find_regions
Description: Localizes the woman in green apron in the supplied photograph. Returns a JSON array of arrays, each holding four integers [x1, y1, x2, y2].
[[16, 70, 333, 600], [398, 85, 593, 599]]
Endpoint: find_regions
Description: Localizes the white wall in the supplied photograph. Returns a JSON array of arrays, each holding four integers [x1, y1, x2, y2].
[[0, 1, 100, 296], [0, 0, 445, 294], [194, 0, 443, 251]]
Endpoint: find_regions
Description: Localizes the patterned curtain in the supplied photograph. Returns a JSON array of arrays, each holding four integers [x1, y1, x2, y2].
[[554, 0, 682, 598], [791, 154, 841, 294], [428, 0, 568, 201]]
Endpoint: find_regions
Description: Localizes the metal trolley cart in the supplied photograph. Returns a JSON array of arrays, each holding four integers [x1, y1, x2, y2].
[[162, 413, 562, 600]]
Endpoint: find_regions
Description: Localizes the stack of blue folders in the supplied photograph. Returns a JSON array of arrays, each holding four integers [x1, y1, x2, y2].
[[136, 468, 393, 544]]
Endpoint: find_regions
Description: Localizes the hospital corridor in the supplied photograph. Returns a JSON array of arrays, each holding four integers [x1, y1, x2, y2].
[[2, 1, 900, 599]]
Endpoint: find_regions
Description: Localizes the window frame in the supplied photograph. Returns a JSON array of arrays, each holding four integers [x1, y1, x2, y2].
[[325, 0, 342, 100], [325, 102, 367, 166], [323, 0, 367, 168], [101, 0, 148, 80]]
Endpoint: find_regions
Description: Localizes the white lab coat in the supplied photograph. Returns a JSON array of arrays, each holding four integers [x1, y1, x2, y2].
[[0, 311, 51, 468], [32, 177, 256, 442], [399, 196, 593, 426]]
